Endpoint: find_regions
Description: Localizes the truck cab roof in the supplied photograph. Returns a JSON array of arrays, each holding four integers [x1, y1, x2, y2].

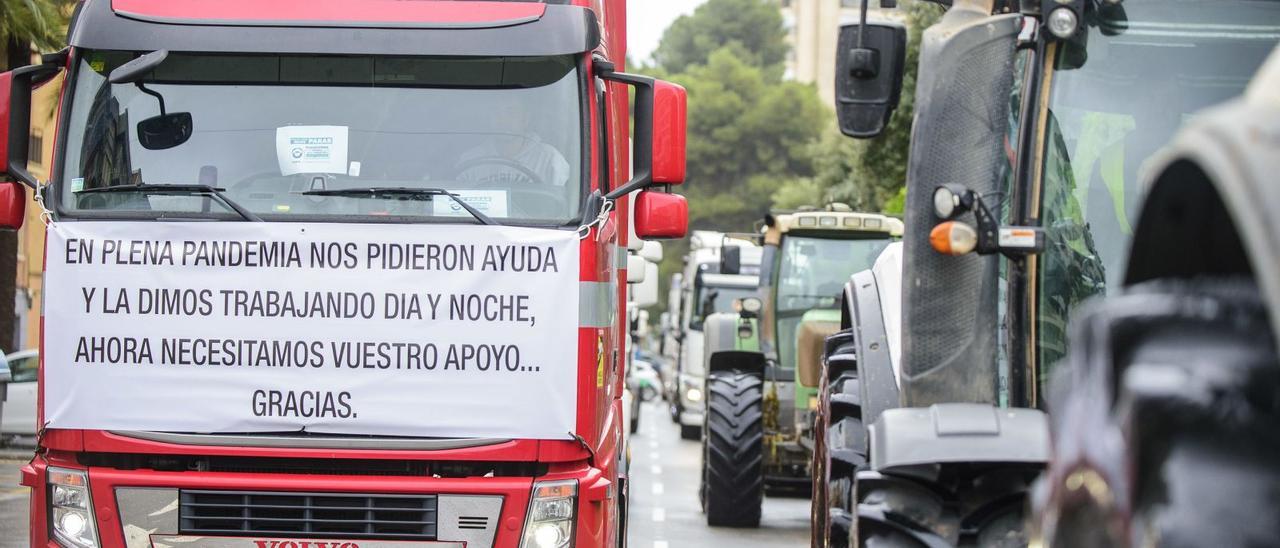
[[70, 0, 600, 56]]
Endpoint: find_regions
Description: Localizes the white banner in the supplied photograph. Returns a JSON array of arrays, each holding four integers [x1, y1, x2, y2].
[[43, 222, 581, 440]]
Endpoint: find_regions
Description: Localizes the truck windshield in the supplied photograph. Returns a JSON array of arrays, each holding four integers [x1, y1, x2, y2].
[[58, 51, 584, 225], [776, 235, 891, 367], [1036, 1, 1280, 374]]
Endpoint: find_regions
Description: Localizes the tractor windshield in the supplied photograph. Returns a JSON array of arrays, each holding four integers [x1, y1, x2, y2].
[[1036, 0, 1280, 376], [56, 51, 584, 225], [775, 236, 891, 368]]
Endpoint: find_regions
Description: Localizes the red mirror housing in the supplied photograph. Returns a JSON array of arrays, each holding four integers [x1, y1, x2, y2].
[[651, 80, 686, 185], [633, 190, 687, 240], [0, 182, 27, 230]]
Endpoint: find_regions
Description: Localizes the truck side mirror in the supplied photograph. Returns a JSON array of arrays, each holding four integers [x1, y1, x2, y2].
[[598, 59, 688, 198], [633, 190, 688, 240], [2, 63, 60, 190], [640, 241, 664, 263], [650, 80, 687, 185], [627, 254, 647, 284], [721, 245, 742, 275], [835, 22, 907, 139]]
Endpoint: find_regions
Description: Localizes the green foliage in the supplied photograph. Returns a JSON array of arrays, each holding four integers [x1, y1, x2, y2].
[[770, 177, 823, 211], [665, 48, 828, 231], [781, 0, 945, 214], [639, 0, 831, 316], [652, 0, 789, 78], [0, 0, 70, 57], [882, 186, 907, 216]]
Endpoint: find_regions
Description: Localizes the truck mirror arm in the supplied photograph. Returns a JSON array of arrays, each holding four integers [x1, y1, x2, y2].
[[5, 63, 62, 189], [595, 58, 656, 200]]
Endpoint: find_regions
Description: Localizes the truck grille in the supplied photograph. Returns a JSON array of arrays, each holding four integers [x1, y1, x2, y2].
[[179, 490, 437, 540]]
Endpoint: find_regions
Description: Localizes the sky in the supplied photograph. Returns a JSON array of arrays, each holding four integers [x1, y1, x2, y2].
[[627, 0, 709, 64]]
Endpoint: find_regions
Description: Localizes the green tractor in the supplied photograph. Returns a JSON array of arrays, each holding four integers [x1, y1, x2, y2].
[[698, 207, 902, 527]]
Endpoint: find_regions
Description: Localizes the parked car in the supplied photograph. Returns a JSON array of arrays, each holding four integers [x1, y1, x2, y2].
[[0, 350, 37, 437]]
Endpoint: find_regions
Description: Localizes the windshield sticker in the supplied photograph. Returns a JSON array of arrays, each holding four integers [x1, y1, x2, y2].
[[71, 178, 85, 193], [275, 126, 349, 176], [348, 161, 362, 177], [434, 190, 510, 218]]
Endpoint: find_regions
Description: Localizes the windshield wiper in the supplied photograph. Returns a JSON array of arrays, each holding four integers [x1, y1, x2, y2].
[[76, 183, 263, 222], [301, 187, 497, 226]]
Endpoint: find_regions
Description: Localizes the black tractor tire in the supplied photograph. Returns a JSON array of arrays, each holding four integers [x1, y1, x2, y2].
[[630, 415, 639, 435], [679, 423, 701, 440], [701, 368, 764, 527], [857, 466, 1031, 548], [1043, 279, 1280, 547], [812, 330, 867, 548]]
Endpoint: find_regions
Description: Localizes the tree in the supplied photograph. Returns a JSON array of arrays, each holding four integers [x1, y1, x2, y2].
[[667, 48, 828, 231], [0, 0, 70, 352], [771, 0, 945, 214], [652, 0, 789, 78], [1, 0, 66, 57], [640, 0, 829, 319]]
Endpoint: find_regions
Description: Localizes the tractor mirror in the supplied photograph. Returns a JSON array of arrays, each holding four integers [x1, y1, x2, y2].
[[633, 190, 688, 240], [835, 22, 907, 139], [721, 245, 742, 275]]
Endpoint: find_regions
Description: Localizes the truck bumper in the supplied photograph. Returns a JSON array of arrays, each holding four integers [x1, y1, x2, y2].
[[24, 453, 615, 548]]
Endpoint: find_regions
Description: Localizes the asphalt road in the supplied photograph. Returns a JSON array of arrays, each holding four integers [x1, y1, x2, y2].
[[627, 400, 811, 548], [0, 455, 31, 548]]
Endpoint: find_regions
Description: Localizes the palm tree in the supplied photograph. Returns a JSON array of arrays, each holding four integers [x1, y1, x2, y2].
[[0, 0, 69, 352], [1, 0, 67, 66]]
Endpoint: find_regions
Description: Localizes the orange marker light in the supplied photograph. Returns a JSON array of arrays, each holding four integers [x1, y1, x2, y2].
[[534, 482, 576, 499], [930, 221, 978, 256]]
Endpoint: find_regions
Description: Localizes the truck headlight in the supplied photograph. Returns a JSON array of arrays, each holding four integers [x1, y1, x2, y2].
[[48, 467, 99, 548], [685, 387, 703, 402], [520, 480, 576, 548]]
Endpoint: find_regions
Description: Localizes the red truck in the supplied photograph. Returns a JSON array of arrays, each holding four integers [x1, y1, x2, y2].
[[0, 1, 687, 547]]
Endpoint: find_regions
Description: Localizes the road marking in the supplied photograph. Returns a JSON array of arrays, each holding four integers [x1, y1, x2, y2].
[[652, 508, 665, 522], [650, 451, 660, 460], [652, 483, 664, 495], [649, 440, 658, 449], [654, 542, 669, 548], [650, 465, 662, 475]]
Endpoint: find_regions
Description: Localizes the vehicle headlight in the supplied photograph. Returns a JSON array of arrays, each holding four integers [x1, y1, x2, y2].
[[48, 467, 99, 548], [685, 387, 703, 402], [520, 480, 576, 548]]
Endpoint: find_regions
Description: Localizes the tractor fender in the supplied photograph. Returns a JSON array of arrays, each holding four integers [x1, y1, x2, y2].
[[707, 350, 767, 377], [1124, 47, 1280, 344], [868, 403, 1049, 472], [830, 245, 902, 428]]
